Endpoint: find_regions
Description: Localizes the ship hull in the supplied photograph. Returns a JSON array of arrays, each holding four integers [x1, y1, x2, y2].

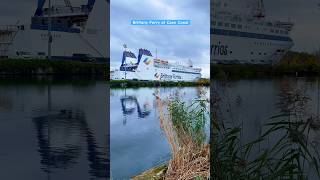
[[111, 68, 201, 82], [8, 27, 107, 60], [5, 0, 109, 61], [211, 33, 294, 64]]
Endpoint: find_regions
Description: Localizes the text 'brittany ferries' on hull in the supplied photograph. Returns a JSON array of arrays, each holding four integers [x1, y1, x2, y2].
[[110, 48, 202, 82], [211, 0, 294, 65]]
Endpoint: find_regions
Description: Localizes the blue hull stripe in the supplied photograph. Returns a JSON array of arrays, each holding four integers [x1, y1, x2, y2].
[[49, 56, 107, 62], [211, 28, 293, 42], [172, 70, 201, 75], [31, 24, 80, 33]]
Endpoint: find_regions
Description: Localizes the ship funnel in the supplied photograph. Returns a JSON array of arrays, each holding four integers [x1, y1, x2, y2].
[[137, 48, 153, 64], [188, 59, 193, 67], [35, 0, 46, 16], [121, 51, 136, 65]]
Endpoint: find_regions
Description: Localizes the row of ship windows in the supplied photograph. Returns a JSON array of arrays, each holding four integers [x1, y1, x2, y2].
[[212, 21, 289, 35], [254, 42, 272, 46], [40, 34, 62, 38], [154, 65, 195, 72], [249, 50, 285, 56], [173, 68, 186, 71], [155, 64, 170, 69], [155, 65, 192, 72], [254, 41, 287, 47], [251, 52, 267, 56]]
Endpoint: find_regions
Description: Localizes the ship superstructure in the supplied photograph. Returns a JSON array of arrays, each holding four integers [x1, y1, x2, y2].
[[211, 0, 294, 64], [0, 0, 108, 61], [110, 48, 202, 82], [0, 25, 19, 58]]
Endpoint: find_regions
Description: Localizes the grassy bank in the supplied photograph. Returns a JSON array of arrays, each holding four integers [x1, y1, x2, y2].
[[0, 76, 105, 86], [0, 59, 109, 77], [212, 51, 320, 79], [110, 78, 210, 88]]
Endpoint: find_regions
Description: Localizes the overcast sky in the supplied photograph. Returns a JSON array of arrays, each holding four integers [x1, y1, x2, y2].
[[110, 0, 210, 78]]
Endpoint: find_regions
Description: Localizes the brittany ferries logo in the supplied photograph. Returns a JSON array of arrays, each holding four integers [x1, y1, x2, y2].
[[154, 73, 160, 80], [154, 73, 181, 80], [143, 57, 152, 65]]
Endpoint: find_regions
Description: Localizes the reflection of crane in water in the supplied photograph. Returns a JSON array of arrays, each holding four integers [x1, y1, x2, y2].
[[120, 95, 151, 124]]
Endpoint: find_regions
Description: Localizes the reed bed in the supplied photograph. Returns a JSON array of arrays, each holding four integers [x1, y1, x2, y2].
[[154, 89, 210, 180], [211, 79, 320, 179]]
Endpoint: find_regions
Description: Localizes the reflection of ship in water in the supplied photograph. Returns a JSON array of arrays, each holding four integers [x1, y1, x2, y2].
[[33, 108, 109, 178], [120, 96, 151, 118], [0, 95, 12, 111], [120, 91, 152, 125]]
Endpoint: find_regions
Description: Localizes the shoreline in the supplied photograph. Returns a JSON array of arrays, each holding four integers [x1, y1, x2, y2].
[[212, 64, 320, 79], [109, 79, 210, 88], [0, 59, 109, 77], [212, 51, 320, 79]]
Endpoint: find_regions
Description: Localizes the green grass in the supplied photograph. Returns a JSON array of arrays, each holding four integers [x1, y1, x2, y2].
[[212, 51, 320, 79], [168, 96, 208, 147], [0, 59, 108, 76], [110, 79, 210, 88], [212, 64, 274, 79]]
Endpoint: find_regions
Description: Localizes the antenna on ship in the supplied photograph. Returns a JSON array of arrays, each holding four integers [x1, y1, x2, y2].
[[254, 0, 266, 18], [47, 0, 52, 60], [156, 48, 158, 59]]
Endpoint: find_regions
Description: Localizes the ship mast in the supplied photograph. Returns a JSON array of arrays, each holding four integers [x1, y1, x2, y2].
[[123, 44, 127, 80], [47, 0, 52, 60]]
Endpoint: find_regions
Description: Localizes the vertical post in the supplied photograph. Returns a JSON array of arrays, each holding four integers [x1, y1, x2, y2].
[[123, 45, 127, 80], [48, 0, 52, 60], [125, 66, 127, 80]]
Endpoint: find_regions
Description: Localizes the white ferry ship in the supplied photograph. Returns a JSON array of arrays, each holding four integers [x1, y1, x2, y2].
[[110, 47, 202, 82], [211, 0, 294, 64], [0, 0, 108, 61]]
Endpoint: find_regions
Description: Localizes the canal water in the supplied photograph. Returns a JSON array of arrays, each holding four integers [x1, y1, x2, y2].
[[0, 78, 109, 180], [213, 77, 320, 179], [110, 87, 210, 179]]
